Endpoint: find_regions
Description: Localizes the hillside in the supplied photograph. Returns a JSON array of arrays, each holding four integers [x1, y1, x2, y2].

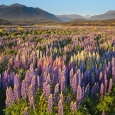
[[0, 3, 61, 24], [0, 19, 10, 25], [89, 10, 115, 20]]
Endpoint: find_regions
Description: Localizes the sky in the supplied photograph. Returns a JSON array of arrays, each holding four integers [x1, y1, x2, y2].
[[0, 0, 115, 16]]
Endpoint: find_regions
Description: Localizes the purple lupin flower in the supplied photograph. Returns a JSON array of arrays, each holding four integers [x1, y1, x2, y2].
[[60, 92, 64, 102], [14, 85, 20, 101], [5, 87, 14, 107], [24, 107, 29, 115], [31, 76, 36, 95], [70, 101, 77, 113], [58, 99, 63, 115], [72, 74, 77, 93], [100, 83, 104, 100], [46, 73, 51, 85], [85, 83, 90, 96], [48, 94, 53, 113], [99, 71, 103, 84], [21, 79, 27, 99], [70, 68, 73, 87], [76, 69, 81, 86], [35, 68, 39, 76], [14, 74, 21, 101], [43, 82, 47, 96], [104, 73, 107, 94], [46, 84, 51, 99], [102, 111, 105, 115], [95, 82, 99, 94], [61, 76, 66, 92], [76, 85, 82, 107], [28, 84, 34, 102], [54, 83, 59, 103], [108, 78, 112, 93], [37, 75, 40, 88]]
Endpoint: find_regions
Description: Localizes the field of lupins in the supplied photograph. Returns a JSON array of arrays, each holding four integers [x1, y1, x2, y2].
[[0, 26, 115, 115]]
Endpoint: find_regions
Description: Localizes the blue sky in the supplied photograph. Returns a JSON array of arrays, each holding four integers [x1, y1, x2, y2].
[[0, 0, 115, 16]]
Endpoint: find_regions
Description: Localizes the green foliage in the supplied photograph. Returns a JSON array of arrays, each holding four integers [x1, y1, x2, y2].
[[5, 49, 17, 56], [96, 94, 113, 113], [0, 61, 7, 74], [38, 46, 46, 51], [4, 99, 29, 115]]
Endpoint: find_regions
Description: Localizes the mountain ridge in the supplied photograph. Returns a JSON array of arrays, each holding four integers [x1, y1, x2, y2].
[[57, 10, 115, 22], [56, 14, 85, 22], [0, 3, 61, 24]]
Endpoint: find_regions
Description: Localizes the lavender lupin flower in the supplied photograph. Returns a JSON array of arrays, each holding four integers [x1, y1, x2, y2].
[[70, 101, 77, 113], [54, 83, 59, 103], [72, 74, 77, 93], [46, 84, 51, 99], [21, 79, 27, 99], [108, 78, 112, 93], [102, 110, 105, 115], [100, 83, 104, 100], [58, 99, 63, 115], [48, 94, 53, 113], [76, 85, 82, 107], [24, 107, 29, 115]]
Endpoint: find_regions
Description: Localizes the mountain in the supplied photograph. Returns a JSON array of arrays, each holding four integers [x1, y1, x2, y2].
[[0, 19, 10, 25], [0, 3, 61, 24], [56, 14, 85, 22], [89, 10, 115, 20], [84, 15, 91, 19]]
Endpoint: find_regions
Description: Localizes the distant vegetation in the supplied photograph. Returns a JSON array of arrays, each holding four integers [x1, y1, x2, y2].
[[61, 19, 115, 26], [0, 19, 10, 25]]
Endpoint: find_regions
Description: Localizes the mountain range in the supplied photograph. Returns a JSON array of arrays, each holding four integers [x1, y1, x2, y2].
[[0, 3, 61, 24], [56, 10, 115, 22], [0, 3, 115, 24], [56, 14, 84, 22], [89, 10, 115, 20]]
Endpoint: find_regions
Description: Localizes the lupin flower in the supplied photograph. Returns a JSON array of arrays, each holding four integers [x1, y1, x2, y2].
[[5, 87, 14, 107], [46, 84, 51, 99], [108, 78, 112, 93], [37, 75, 40, 88], [76, 85, 82, 107], [14, 85, 20, 101], [72, 74, 77, 93], [21, 79, 27, 99], [100, 83, 104, 100], [54, 83, 59, 103], [28, 84, 34, 101], [48, 94, 53, 112], [58, 99, 63, 115], [30, 96, 35, 110], [60, 92, 64, 102], [61, 76, 66, 92], [70, 101, 77, 113], [43, 82, 47, 96], [24, 107, 29, 115], [102, 110, 105, 115], [31, 76, 36, 95]]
